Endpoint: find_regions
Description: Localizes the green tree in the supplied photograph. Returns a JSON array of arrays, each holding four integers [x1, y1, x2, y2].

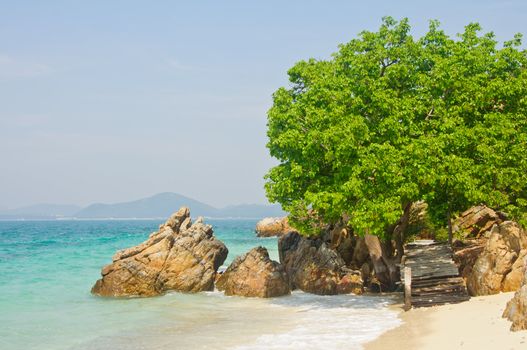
[[265, 17, 527, 251]]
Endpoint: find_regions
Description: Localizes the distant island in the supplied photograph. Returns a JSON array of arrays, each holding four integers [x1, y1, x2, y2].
[[0, 192, 285, 220]]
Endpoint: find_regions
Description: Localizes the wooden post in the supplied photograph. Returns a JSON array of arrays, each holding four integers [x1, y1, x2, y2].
[[404, 266, 412, 311]]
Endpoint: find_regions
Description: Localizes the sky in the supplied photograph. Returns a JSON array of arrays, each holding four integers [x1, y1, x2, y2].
[[1, 0, 526, 209]]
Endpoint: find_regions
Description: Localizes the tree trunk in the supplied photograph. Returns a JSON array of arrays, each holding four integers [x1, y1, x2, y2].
[[364, 233, 398, 291], [447, 207, 453, 246], [394, 202, 412, 263]]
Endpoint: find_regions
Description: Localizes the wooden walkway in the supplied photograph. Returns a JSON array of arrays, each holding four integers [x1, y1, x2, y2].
[[402, 240, 470, 308]]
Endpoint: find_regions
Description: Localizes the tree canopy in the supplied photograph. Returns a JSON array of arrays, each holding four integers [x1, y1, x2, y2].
[[265, 17, 527, 239]]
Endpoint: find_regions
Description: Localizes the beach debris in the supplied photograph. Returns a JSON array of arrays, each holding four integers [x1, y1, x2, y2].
[[278, 231, 363, 295], [466, 221, 527, 295], [91, 207, 228, 297], [216, 246, 290, 298], [255, 217, 293, 237]]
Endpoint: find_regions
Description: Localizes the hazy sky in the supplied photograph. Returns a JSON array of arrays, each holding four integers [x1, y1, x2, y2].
[[1, 0, 526, 209]]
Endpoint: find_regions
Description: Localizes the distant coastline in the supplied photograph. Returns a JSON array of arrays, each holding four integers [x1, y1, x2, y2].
[[0, 192, 285, 220], [0, 216, 278, 221]]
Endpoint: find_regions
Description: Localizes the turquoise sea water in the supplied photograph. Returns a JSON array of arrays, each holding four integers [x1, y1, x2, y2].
[[0, 219, 401, 350]]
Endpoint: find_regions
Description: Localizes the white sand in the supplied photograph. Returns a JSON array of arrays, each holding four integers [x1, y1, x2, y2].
[[365, 292, 527, 350]]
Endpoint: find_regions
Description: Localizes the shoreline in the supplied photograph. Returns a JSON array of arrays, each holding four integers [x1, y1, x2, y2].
[[365, 292, 526, 350]]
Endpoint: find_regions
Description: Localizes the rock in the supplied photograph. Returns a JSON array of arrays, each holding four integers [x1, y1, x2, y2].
[[278, 231, 363, 295], [216, 247, 290, 298], [323, 222, 370, 269], [503, 249, 527, 292], [466, 221, 527, 296], [336, 272, 364, 295], [91, 207, 228, 297], [360, 262, 372, 283], [322, 222, 376, 289], [503, 256, 527, 331], [453, 205, 506, 239], [352, 237, 370, 268], [329, 224, 354, 265], [255, 217, 293, 237], [453, 239, 487, 281]]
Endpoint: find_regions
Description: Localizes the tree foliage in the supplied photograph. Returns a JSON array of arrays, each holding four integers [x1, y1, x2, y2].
[[265, 17, 527, 238]]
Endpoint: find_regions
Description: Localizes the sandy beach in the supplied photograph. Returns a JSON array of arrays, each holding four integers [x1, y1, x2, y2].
[[365, 292, 526, 350]]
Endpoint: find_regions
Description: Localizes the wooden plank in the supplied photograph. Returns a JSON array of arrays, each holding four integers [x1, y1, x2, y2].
[[402, 240, 469, 309], [411, 278, 465, 287], [411, 276, 465, 283], [413, 290, 468, 297], [411, 295, 470, 304], [413, 286, 466, 294]]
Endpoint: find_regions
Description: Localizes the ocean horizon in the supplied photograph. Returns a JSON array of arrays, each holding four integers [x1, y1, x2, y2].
[[0, 219, 401, 350]]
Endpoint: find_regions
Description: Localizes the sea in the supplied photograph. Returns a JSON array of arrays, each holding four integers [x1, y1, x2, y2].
[[0, 219, 401, 350]]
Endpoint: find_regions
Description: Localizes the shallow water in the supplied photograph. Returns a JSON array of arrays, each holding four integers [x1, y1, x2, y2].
[[0, 220, 400, 350]]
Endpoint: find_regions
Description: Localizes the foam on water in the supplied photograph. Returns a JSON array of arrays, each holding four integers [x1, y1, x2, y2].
[[0, 220, 401, 350], [234, 292, 401, 350]]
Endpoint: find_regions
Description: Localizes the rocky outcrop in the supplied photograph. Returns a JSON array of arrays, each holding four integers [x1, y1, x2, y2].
[[503, 256, 527, 331], [328, 224, 355, 266], [453, 240, 487, 281], [216, 247, 290, 298], [324, 224, 386, 291], [453, 205, 506, 239], [335, 272, 364, 295], [91, 207, 228, 297], [503, 249, 527, 292], [278, 231, 363, 295], [255, 217, 293, 237], [466, 221, 527, 295]]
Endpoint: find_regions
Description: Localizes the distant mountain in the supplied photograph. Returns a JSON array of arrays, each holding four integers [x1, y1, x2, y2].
[[0, 204, 82, 220], [0, 193, 285, 220], [75, 192, 218, 218], [74, 192, 285, 219]]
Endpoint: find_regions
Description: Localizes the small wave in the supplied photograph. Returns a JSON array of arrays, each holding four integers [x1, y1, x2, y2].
[[233, 292, 401, 350]]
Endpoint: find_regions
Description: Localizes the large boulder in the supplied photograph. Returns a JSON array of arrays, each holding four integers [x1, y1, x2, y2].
[[453, 240, 487, 281], [453, 205, 506, 239], [466, 221, 527, 295], [91, 207, 228, 297], [503, 256, 527, 331], [255, 217, 293, 237], [278, 231, 363, 295], [503, 249, 527, 292], [216, 247, 290, 298]]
